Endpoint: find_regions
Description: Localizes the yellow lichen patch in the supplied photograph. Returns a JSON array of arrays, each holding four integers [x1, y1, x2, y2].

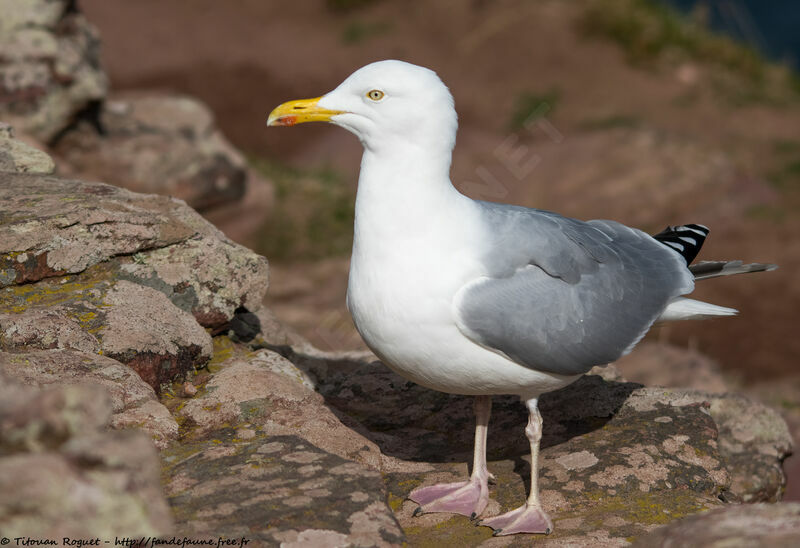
[[387, 492, 404, 512], [402, 516, 492, 547], [570, 487, 721, 532], [0, 261, 117, 315], [208, 335, 237, 372], [75, 310, 97, 324]]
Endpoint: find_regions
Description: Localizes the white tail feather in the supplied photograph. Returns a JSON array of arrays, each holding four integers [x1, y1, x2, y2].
[[657, 297, 738, 322]]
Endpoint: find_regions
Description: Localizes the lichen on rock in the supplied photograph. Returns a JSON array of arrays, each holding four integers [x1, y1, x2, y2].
[[0, 122, 55, 174], [161, 429, 405, 546], [53, 94, 248, 212], [0, 174, 269, 391], [0, 0, 108, 143], [0, 373, 173, 537], [0, 349, 178, 448]]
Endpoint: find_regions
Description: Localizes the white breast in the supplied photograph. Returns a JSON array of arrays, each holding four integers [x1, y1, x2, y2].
[[343, 148, 578, 398], [346, 197, 576, 398]]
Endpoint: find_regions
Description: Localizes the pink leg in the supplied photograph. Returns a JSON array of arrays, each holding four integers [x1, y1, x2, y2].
[[409, 395, 491, 519], [479, 398, 553, 536]]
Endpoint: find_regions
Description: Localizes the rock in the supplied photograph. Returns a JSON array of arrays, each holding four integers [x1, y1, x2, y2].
[[53, 93, 248, 212], [625, 388, 793, 503], [292, 353, 793, 545], [0, 173, 269, 390], [252, 305, 312, 348], [0, 306, 101, 353], [0, 173, 268, 325], [0, 174, 193, 287], [0, 122, 55, 173], [175, 348, 384, 470], [100, 280, 213, 389], [746, 376, 800, 501], [0, 349, 178, 448], [118, 233, 269, 329], [634, 503, 800, 547], [182, 381, 198, 397], [0, 0, 108, 143], [615, 342, 732, 393], [0, 271, 213, 392], [0, 375, 173, 537], [707, 393, 793, 502], [608, 343, 791, 502], [0, 377, 112, 455], [162, 430, 405, 546]]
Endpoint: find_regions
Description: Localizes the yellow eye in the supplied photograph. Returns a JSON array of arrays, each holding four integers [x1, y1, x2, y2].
[[367, 89, 385, 101]]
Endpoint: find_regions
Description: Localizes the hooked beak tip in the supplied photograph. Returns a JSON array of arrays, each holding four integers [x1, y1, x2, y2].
[[267, 96, 343, 128]]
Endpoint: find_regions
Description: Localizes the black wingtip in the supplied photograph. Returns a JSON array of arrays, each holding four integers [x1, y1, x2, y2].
[[653, 223, 709, 264]]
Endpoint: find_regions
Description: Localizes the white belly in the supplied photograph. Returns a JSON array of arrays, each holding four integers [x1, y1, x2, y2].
[[346, 248, 578, 398], [345, 165, 578, 398]]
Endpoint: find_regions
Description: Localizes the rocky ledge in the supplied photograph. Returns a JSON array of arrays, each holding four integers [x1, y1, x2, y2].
[[0, 132, 795, 545]]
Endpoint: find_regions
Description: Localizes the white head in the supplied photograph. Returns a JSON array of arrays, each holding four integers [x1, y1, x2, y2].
[[268, 60, 457, 156]]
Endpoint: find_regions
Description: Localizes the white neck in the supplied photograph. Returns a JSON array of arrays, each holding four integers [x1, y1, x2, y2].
[[353, 140, 464, 241], [347, 137, 485, 317]]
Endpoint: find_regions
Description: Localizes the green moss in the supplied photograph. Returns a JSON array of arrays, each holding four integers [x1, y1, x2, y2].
[[579, 114, 642, 131], [744, 203, 787, 223], [208, 335, 237, 371], [509, 89, 560, 130], [239, 398, 273, 421], [326, 0, 380, 13], [387, 493, 404, 512], [0, 262, 116, 338], [770, 159, 800, 191], [402, 516, 492, 547], [248, 157, 355, 262], [774, 139, 800, 154], [578, 0, 799, 105], [577, 488, 717, 529], [342, 20, 392, 45]]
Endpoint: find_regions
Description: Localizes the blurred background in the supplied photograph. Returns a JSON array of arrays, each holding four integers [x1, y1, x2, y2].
[[7, 0, 797, 489], [77, 0, 799, 380]]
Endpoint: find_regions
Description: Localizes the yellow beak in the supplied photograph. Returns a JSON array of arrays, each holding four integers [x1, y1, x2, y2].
[[267, 96, 344, 127]]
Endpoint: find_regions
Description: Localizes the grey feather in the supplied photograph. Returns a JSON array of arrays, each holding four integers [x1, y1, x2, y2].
[[690, 260, 777, 280], [454, 202, 694, 376]]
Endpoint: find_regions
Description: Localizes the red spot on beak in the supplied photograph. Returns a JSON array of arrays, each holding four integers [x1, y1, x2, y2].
[[273, 115, 297, 127]]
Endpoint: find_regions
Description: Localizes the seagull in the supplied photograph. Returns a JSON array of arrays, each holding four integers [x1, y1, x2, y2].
[[267, 60, 775, 536]]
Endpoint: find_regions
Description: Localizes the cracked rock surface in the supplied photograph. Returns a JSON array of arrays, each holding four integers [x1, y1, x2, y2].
[[634, 502, 800, 547], [0, 174, 268, 391], [0, 349, 178, 449], [0, 129, 793, 545], [0, 0, 108, 143], [53, 93, 249, 212], [0, 373, 173, 537], [162, 430, 405, 547]]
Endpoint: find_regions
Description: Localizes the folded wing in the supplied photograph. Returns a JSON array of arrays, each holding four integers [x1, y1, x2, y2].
[[454, 203, 694, 376]]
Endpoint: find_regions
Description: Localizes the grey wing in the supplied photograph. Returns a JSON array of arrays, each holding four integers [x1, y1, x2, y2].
[[453, 204, 694, 376]]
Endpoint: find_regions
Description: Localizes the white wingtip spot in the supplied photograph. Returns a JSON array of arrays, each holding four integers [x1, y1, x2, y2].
[[664, 241, 685, 252]]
